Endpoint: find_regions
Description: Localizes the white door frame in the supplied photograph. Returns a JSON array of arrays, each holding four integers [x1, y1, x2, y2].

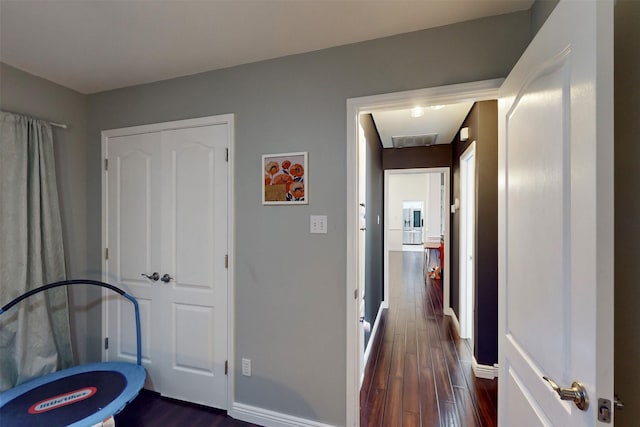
[[459, 141, 476, 341], [346, 79, 502, 426], [100, 114, 235, 410]]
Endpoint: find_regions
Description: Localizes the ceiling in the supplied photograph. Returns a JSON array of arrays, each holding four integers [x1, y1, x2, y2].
[[0, 0, 533, 94], [372, 102, 474, 148]]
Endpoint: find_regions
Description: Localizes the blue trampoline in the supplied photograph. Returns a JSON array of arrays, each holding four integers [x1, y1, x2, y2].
[[0, 280, 146, 427]]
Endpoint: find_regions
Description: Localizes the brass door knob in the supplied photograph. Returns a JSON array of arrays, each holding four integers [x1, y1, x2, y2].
[[543, 376, 589, 411]]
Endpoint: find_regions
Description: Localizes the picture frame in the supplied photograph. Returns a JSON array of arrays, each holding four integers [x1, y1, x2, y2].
[[262, 151, 308, 205]]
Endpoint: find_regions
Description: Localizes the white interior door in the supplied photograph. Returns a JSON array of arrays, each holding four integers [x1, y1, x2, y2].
[[105, 132, 161, 377], [498, 1, 613, 425], [104, 118, 231, 410]]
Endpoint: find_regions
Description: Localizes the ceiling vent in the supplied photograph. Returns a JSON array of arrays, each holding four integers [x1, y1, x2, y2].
[[391, 133, 438, 148]]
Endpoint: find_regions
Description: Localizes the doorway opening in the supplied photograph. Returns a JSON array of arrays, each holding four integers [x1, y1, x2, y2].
[[346, 79, 501, 426]]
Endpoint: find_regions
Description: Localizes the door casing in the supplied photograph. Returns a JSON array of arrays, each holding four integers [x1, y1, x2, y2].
[[459, 141, 476, 341], [346, 80, 501, 426]]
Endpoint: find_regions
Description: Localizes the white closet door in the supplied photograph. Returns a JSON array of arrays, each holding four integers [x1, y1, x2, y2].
[[104, 120, 229, 410]]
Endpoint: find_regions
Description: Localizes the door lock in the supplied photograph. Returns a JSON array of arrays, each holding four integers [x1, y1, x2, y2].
[[542, 376, 589, 411], [141, 272, 160, 281]]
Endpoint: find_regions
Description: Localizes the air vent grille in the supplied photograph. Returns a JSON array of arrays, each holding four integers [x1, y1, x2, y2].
[[391, 133, 438, 148]]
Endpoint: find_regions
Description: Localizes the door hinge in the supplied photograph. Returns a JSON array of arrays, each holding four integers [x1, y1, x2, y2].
[[225, 254, 228, 268], [225, 148, 229, 162], [104, 158, 108, 171], [105, 248, 109, 260], [225, 360, 228, 375], [104, 337, 109, 350], [354, 289, 358, 299]]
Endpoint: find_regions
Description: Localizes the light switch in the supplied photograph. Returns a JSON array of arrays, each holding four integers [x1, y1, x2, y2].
[[310, 215, 328, 234]]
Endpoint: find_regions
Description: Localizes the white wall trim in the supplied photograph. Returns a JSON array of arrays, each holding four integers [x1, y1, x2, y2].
[[446, 307, 460, 336], [360, 303, 385, 385], [473, 358, 499, 379], [101, 114, 236, 411], [346, 80, 501, 426], [459, 141, 476, 341], [230, 403, 336, 427]]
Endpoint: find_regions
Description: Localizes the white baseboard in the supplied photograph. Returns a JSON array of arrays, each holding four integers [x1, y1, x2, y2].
[[360, 304, 385, 385], [472, 358, 499, 379], [446, 309, 498, 379], [230, 402, 336, 427], [444, 307, 460, 335]]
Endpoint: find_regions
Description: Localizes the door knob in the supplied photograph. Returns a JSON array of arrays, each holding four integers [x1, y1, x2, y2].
[[543, 376, 589, 410], [141, 272, 160, 281], [161, 274, 174, 283]]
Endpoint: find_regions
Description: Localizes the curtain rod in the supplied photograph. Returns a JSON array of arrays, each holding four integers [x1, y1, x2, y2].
[[50, 121, 67, 129], [1, 110, 68, 129]]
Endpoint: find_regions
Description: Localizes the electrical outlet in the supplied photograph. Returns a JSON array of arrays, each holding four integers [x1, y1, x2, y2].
[[242, 358, 251, 376]]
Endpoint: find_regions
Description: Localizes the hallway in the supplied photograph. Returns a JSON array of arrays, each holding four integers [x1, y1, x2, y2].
[[360, 251, 497, 426]]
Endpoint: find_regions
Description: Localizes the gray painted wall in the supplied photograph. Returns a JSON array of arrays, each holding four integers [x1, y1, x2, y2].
[[360, 114, 384, 348], [451, 101, 499, 366], [614, 1, 640, 424], [530, 0, 559, 38], [0, 63, 91, 364], [1, 10, 532, 426]]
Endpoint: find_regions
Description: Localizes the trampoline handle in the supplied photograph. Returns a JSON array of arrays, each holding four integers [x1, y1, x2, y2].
[[0, 279, 143, 366]]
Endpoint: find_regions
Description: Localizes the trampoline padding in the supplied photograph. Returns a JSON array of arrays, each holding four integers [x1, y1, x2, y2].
[[0, 362, 146, 427]]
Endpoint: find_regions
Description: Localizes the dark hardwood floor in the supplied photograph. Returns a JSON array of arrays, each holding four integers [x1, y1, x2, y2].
[[360, 251, 498, 427], [114, 390, 259, 427]]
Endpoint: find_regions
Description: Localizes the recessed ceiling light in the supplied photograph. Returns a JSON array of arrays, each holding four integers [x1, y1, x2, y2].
[[411, 107, 424, 118]]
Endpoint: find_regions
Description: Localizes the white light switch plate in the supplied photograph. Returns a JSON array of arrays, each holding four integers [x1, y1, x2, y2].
[[310, 215, 328, 234], [242, 358, 251, 376]]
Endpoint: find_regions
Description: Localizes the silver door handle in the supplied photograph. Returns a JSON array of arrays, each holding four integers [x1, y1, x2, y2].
[[543, 376, 589, 410], [161, 274, 174, 283], [141, 272, 160, 281]]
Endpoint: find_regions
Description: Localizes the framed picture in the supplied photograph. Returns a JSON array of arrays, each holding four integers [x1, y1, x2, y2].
[[262, 151, 308, 205]]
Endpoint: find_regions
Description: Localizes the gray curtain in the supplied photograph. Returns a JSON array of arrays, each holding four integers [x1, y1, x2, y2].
[[0, 111, 73, 392]]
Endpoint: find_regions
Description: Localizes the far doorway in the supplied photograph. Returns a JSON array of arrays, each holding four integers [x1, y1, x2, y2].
[[384, 168, 450, 311]]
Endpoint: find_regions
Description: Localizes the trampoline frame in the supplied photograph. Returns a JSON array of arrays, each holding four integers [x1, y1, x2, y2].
[[0, 279, 146, 426]]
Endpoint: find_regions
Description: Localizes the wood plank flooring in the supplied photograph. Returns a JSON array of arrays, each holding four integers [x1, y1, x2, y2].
[[360, 251, 498, 427], [113, 390, 259, 426]]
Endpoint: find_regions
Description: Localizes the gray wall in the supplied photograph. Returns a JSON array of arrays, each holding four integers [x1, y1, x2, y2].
[[84, 12, 530, 425], [383, 144, 452, 170], [451, 101, 499, 366], [0, 62, 91, 364], [530, 0, 559, 38], [614, 1, 640, 425], [360, 114, 384, 348]]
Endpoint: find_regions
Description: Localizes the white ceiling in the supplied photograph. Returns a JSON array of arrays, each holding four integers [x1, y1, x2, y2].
[[372, 102, 474, 148], [0, 0, 533, 94]]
